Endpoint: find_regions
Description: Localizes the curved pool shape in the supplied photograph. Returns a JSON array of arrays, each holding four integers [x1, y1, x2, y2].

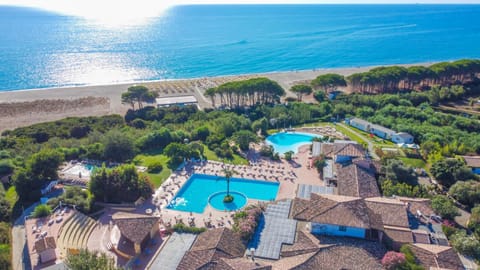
[[209, 191, 247, 211], [266, 132, 322, 154], [166, 174, 279, 213]]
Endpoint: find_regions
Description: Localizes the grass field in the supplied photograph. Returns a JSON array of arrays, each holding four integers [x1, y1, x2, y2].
[[133, 154, 171, 188], [203, 146, 248, 165], [5, 186, 18, 209], [399, 157, 427, 169], [333, 124, 367, 145]]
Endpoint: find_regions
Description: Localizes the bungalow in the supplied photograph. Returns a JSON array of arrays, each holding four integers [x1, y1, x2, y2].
[[346, 117, 414, 143], [34, 236, 57, 264], [462, 156, 480, 174], [391, 132, 414, 144], [111, 212, 159, 256]]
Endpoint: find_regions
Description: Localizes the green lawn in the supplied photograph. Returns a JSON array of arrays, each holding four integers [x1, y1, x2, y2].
[[203, 146, 248, 165], [133, 154, 171, 188], [334, 124, 367, 145], [5, 186, 18, 210], [398, 157, 427, 169]]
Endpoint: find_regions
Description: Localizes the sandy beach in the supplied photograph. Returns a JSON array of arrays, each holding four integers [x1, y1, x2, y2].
[[0, 62, 433, 132]]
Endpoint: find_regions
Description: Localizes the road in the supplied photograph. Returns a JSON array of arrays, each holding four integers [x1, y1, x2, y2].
[[12, 203, 37, 270], [337, 123, 380, 160]]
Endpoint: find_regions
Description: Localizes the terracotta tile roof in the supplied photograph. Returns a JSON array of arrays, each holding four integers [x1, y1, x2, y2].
[[336, 163, 381, 198], [291, 193, 383, 230], [383, 226, 414, 244], [290, 239, 385, 270], [364, 197, 409, 227], [462, 156, 480, 168], [409, 244, 464, 270], [112, 212, 159, 244], [178, 228, 247, 270], [398, 197, 434, 217], [34, 236, 56, 253], [208, 258, 272, 270], [334, 143, 365, 158], [281, 231, 321, 257]]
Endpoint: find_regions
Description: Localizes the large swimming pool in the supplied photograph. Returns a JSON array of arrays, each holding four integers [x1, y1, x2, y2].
[[266, 132, 321, 154], [166, 174, 279, 213]]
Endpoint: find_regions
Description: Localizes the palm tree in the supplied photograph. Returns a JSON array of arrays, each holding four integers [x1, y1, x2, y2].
[[217, 165, 237, 202]]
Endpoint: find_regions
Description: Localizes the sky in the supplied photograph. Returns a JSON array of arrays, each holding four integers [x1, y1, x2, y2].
[[1, 0, 479, 25]]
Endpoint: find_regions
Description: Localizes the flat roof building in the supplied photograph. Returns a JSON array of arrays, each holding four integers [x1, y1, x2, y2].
[[155, 95, 198, 108]]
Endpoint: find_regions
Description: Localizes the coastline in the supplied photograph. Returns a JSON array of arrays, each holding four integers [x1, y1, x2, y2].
[[0, 61, 435, 132]]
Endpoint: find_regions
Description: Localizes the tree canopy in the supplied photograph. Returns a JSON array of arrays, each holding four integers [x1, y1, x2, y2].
[[65, 249, 122, 270], [311, 73, 347, 92], [290, 84, 312, 101], [121, 85, 158, 110]]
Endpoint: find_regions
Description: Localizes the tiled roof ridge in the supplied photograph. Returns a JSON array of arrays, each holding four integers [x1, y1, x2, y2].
[[354, 164, 360, 197]]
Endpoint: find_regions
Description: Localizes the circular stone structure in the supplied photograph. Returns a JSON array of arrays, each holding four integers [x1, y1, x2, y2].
[[209, 191, 247, 211]]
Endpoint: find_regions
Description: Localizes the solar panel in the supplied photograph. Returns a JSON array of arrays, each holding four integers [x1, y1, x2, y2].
[[248, 200, 297, 259]]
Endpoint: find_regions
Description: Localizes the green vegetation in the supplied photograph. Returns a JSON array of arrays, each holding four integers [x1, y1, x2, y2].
[[65, 249, 122, 270], [89, 164, 153, 203], [204, 77, 285, 108], [172, 223, 206, 234], [311, 73, 347, 92], [0, 222, 11, 270], [290, 84, 313, 101], [431, 195, 460, 220], [121, 85, 158, 110], [32, 204, 52, 218], [398, 157, 426, 169], [133, 154, 171, 188], [47, 186, 93, 214]]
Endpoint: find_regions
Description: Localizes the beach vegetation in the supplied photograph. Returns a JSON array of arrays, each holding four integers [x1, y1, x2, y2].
[[311, 73, 347, 92], [121, 85, 158, 110], [290, 84, 312, 101]]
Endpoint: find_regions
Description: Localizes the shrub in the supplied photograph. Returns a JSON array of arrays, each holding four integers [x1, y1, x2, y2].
[[172, 223, 206, 234], [381, 251, 406, 270], [223, 195, 234, 203], [284, 151, 294, 161], [431, 195, 459, 220], [32, 204, 52, 218], [232, 205, 264, 241], [450, 230, 480, 258], [147, 161, 163, 173]]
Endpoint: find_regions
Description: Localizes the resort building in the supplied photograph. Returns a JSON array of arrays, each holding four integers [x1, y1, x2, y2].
[[462, 155, 480, 174], [334, 160, 380, 198], [313, 140, 365, 164], [177, 228, 271, 270], [408, 244, 464, 270], [111, 212, 160, 256], [155, 95, 198, 108], [346, 117, 414, 144]]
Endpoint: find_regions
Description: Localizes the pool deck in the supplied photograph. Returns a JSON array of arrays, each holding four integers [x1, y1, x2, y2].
[[87, 142, 326, 268]]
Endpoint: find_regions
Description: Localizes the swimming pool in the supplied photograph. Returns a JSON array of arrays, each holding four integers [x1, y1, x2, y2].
[[166, 174, 279, 213], [62, 163, 96, 178], [266, 132, 322, 154]]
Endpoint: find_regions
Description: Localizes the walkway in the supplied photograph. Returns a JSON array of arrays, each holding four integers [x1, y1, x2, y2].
[[337, 123, 379, 160], [12, 203, 38, 270]]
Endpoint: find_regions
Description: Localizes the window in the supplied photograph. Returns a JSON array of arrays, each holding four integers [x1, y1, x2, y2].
[[338, 226, 347, 232]]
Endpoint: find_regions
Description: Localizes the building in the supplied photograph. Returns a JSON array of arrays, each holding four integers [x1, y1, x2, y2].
[[111, 212, 160, 256], [462, 156, 480, 174], [177, 228, 271, 270], [335, 161, 380, 198], [291, 194, 383, 240], [391, 132, 414, 144], [34, 236, 57, 264], [346, 117, 414, 143], [408, 244, 464, 270], [313, 140, 365, 164], [156, 95, 198, 108]]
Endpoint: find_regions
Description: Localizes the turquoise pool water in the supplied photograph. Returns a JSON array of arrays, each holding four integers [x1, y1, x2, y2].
[[166, 174, 279, 213], [266, 132, 321, 154], [209, 191, 248, 211]]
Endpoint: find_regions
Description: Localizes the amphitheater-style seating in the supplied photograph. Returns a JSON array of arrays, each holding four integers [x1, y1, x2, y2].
[[57, 211, 97, 257]]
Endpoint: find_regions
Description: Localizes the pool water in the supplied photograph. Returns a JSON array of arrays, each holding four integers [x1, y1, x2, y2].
[[209, 191, 247, 211], [166, 174, 279, 213], [266, 132, 321, 154]]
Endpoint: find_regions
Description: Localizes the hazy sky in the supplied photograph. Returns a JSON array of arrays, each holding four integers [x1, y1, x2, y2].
[[1, 0, 479, 24]]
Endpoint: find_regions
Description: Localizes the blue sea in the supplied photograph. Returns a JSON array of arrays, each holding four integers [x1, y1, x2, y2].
[[1, 4, 480, 91]]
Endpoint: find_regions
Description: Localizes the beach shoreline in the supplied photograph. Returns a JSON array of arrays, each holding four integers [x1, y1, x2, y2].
[[0, 61, 436, 132]]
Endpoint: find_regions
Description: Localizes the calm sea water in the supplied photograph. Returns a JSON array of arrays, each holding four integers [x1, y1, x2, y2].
[[1, 4, 480, 91]]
